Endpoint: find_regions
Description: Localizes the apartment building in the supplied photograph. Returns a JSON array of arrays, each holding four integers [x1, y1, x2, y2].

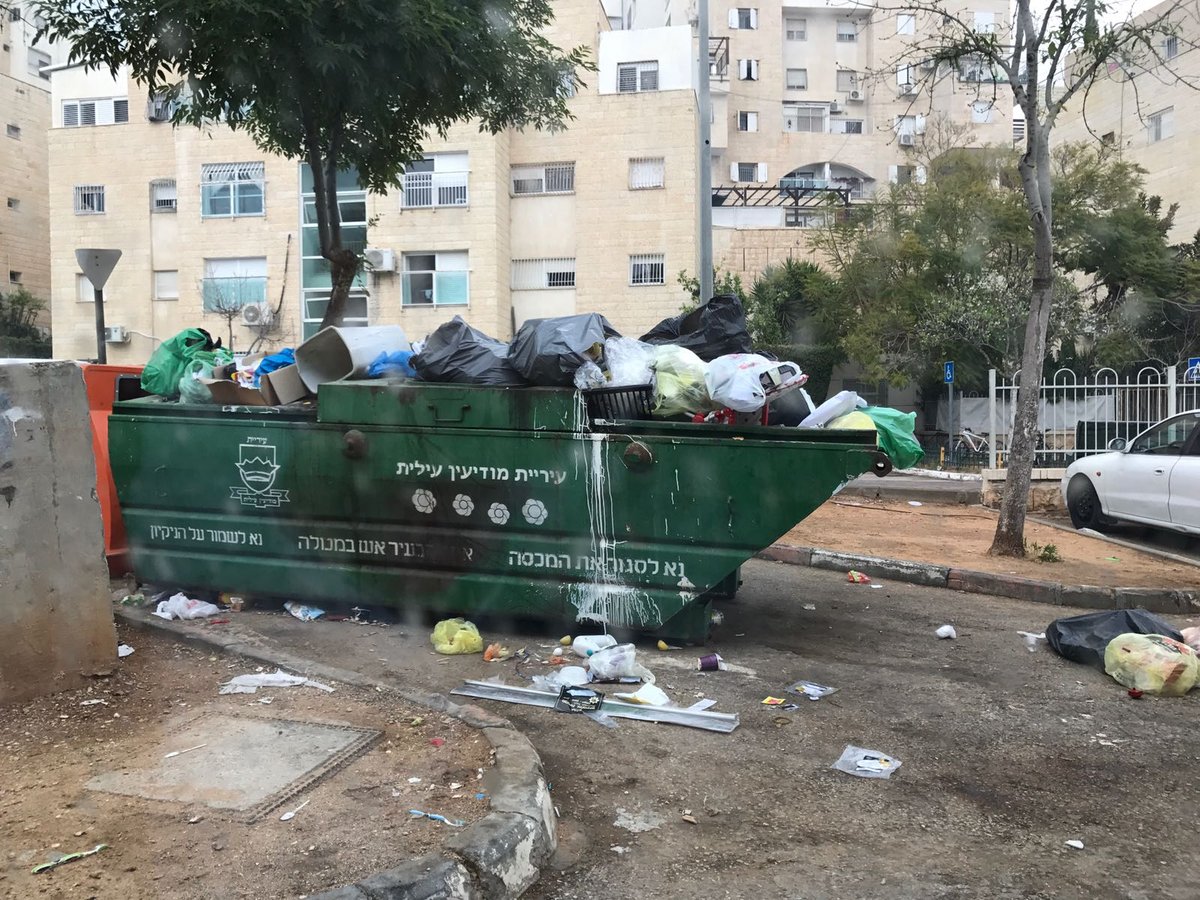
[[1057, 0, 1200, 243], [49, 0, 699, 363], [705, 0, 1012, 280], [1, 2, 68, 320]]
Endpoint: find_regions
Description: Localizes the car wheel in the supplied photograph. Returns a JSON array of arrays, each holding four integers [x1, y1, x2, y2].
[[1067, 475, 1105, 530]]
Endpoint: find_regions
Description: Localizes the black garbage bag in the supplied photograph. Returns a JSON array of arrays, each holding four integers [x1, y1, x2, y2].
[[1046, 608, 1184, 669], [508, 313, 620, 386], [639, 294, 753, 362], [413, 316, 527, 386]]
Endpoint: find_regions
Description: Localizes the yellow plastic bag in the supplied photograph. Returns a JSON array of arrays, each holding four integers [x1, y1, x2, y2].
[[827, 410, 877, 431], [651, 345, 716, 417], [431, 617, 484, 655], [1104, 633, 1199, 696]]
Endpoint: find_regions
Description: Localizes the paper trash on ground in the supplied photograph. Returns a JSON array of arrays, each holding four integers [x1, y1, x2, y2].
[[117, 644, 135, 658], [787, 680, 838, 701], [152, 592, 220, 621], [219, 669, 335, 695], [832, 745, 903, 779]]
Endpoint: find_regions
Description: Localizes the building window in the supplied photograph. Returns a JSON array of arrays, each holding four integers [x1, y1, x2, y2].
[[897, 63, 915, 87], [1013, 117, 1027, 143], [973, 11, 995, 33], [61, 98, 128, 127], [971, 100, 994, 123], [738, 58, 759, 80], [150, 178, 177, 212], [729, 7, 757, 29], [735, 162, 759, 182], [300, 165, 368, 339], [5, 123, 18, 139], [27, 48, 50, 79], [889, 164, 925, 184], [402, 252, 469, 306], [629, 254, 665, 286], [76, 274, 95, 302], [1148, 107, 1174, 143], [737, 110, 759, 132], [836, 20, 857, 42], [831, 119, 864, 134], [401, 152, 469, 208], [9, 270, 21, 284], [202, 257, 267, 311], [958, 56, 996, 82], [785, 17, 806, 40], [629, 156, 665, 189], [73, 184, 106, 215], [1164, 35, 1179, 59], [154, 270, 179, 301], [510, 162, 575, 195], [1101, 131, 1115, 145], [6, 197, 18, 210], [201, 162, 265, 217], [783, 104, 827, 133], [617, 60, 659, 92], [786, 68, 807, 90], [512, 258, 577, 290], [897, 13, 915, 35], [836, 70, 859, 93], [785, 209, 829, 228]]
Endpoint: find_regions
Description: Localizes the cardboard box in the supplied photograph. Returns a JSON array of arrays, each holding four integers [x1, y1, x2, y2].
[[202, 378, 271, 406], [259, 365, 311, 406]]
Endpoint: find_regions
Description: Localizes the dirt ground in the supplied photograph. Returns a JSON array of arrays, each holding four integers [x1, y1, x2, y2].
[[184, 565, 1200, 900], [784, 498, 1200, 588], [0, 627, 490, 900]]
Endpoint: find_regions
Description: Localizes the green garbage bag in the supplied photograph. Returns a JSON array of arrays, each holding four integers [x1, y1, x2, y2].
[[862, 406, 924, 470], [141, 328, 221, 398]]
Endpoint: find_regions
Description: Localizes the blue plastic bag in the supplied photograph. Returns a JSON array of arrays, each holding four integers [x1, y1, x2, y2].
[[255, 348, 295, 384], [368, 350, 417, 379]]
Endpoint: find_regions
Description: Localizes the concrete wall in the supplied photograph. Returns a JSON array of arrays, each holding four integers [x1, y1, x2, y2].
[[0, 360, 117, 704]]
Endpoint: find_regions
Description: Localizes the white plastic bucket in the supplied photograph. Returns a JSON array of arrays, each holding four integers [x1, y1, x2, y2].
[[294, 325, 410, 391]]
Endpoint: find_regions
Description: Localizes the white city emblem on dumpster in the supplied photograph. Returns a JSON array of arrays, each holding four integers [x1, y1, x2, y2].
[[230, 441, 290, 509]]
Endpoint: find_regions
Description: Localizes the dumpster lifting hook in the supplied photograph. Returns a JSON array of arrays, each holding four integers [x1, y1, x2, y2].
[[343, 429, 368, 460], [622, 440, 654, 472], [870, 451, 893, 478]]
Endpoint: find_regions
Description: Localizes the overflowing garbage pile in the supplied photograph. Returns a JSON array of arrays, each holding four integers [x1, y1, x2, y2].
[[137, 296, 922, 462]]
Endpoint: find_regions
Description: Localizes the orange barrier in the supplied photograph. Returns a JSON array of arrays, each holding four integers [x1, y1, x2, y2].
[[81, 363, 142, 577]]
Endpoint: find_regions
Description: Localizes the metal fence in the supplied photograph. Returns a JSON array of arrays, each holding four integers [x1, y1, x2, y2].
[[971, 365, 1200, 469]]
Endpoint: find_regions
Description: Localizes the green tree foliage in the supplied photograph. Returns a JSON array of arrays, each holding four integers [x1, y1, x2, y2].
[[37, 0, 589, 328], [676, 268, 748, 312], [0, 288, 51, 358]]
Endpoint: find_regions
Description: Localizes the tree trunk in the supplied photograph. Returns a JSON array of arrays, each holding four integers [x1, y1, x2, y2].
[[320, 249, 359, 329]]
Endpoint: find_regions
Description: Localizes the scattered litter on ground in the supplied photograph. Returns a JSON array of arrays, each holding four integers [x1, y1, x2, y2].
[[163, 743, 207, 759], [1105, 556, 1120, 562], [79, 699, 108, 707], [588, 643, 655, 683], [761, 696, 786, 706], [448, 782, 463, 791], [682, 810, 698, 824], [583, 710, 620, 728], [284, 601, 325, 622], [614, 684, 670, 706], [787, 680, 838, 701], [407, 777, 422, 784], [572, 634, 618, 658], [409, 809, 465, 827], [219, 669, 334, 695], [832, 745, 902, 780], [119, 593, 146, 606], [1047, 609, 1186, 669], [937, 625, 957, 640], [152, 592, 220, 621], [802, 603, 817, 611], [611, 846, 630, 855], [31, 844, 107, 875], [1065, 839, 1085, 850], [430, 738, 446, 748], [908, 501, 923, 507], [279, 799, 310, 821], [483, 642, 512, 661], [869, 583, 884, 589], [1018, 631, 1046, 652], [559, 635, 572, 646], [847, 570, 871, 584], [431, 618, 483, 655], [531, 666, 590, 692], [117, 644, 135, 658], [687, 698, 717, 712], [1104, 633, 1198, 696], [1182, 626, 1200, 652], [697, 653, 727, 672], [554, 685, 605, 713], [656, 639, 681, 651], [653, 655, 757, 678], [614, 807, 664, 833]]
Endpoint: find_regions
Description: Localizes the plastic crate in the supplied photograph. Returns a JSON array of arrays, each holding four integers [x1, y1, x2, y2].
[[583, 384, 654, 420]]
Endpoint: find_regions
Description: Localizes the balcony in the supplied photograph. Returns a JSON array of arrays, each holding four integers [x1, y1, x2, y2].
[[201, 277, 267, 311], [401, 171, 469, 209], [708, 36, 729, 82]]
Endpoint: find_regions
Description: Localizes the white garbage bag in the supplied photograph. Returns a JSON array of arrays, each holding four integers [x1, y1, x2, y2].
[[800, 390, 867, 428], [705, 354, 806, 413]]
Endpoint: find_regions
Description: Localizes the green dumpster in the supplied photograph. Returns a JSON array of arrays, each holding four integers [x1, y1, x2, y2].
[[109, 381, 889, 640]]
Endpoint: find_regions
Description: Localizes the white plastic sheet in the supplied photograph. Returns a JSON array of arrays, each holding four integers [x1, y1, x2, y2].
[[152, 592, 221, 621], [219, 669, 335, 695]]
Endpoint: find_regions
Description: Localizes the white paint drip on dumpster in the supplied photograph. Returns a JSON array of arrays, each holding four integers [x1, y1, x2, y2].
[[566, 434, 660, 628]]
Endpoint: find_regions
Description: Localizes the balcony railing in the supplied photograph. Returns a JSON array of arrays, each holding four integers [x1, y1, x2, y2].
[[401, 171, 469, 209], [201, 276, 267, 311]]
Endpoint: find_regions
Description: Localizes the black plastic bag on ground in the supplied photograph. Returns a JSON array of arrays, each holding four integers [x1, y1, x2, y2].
[[413, 316, 527, 386], [1046, 608, 1184, 669], [639, 294, 753, 362], [508, 313, 619, 386]]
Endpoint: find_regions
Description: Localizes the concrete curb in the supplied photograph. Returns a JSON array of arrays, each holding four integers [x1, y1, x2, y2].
[[115, 607, 555, 900], [756, 545, 1200, 614]]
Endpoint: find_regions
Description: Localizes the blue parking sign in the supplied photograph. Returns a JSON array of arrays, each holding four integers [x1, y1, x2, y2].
[[944, 361, 955, 384]]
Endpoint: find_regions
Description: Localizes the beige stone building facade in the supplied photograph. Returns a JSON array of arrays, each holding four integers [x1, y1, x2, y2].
[[1057, 0, 1200, 243], [1, 2, 68, 323]]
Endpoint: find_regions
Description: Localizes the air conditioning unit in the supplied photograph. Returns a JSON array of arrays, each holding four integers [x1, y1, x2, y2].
[[899, 133, 916, 147], [828, 101, 841, 114], [240, 303, 273, 327], [363, 247, 396, 272], [103, 325, 129, 344], [900, 82, 918, 96], [147, 97, 172, 122], [847, 89, 864, 102]]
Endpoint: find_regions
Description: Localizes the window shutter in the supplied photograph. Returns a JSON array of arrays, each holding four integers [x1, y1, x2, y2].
[[729, 162, 739, 181], [888, 165, 899, 184], [63, 102, 79, 127], [915, 114, 927, 134], [747, 111, 758, 132], [750, 59, 759, 80], [728, 9, 738, 28], [113, 99, 129, 123], [749, 8, 758, 28], [915, 165, 927, 184], [80, 102, 96, 126], [738, 59, 747, 79], [757, 163, 768, 183]]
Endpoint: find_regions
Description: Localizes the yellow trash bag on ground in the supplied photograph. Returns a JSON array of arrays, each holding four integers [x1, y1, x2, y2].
[[431, 617, 484, 655], [1104, 633, 1199, 696]]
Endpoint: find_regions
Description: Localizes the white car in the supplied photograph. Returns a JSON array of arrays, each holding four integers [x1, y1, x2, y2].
[[1062, 410, 1200, 535]]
